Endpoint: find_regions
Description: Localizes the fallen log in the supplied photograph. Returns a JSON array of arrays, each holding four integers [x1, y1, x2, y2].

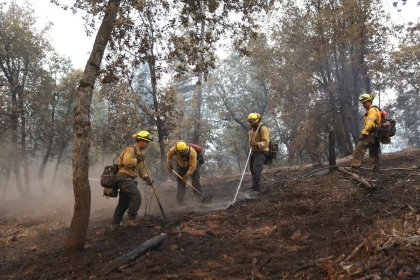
[[378, 235, 420, 252], [350, 258, 387, 276], [99, 233, 167, 276], [345, 241, 365, 261], [295, 255, 333, 271], [337, 167, 374, 189]]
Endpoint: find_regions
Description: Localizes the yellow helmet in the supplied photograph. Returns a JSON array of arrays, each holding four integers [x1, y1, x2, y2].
[[132, 130, 153, 142], [359, 93, 374, 103], [175, 140, 189, 155], [247, 113, 261, 124]]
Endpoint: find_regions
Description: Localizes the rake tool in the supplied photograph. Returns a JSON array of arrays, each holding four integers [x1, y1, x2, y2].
[[143, 161, 166, 218], [171, 169, 213, 203]]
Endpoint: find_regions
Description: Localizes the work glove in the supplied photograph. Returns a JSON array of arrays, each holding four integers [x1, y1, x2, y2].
[[136, 153, 146, 163], [250, 140, 258, 147], [181, 174, 189, 183], [144, 176, 153, 186], [167, 164, 173, 172], [358, 134, 366, 141]]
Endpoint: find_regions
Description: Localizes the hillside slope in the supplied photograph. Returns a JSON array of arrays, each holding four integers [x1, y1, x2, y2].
[[1, 147, 420, 279]]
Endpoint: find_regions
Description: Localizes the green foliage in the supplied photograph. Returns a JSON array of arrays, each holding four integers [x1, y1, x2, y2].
[[245, 0, 391, 160]]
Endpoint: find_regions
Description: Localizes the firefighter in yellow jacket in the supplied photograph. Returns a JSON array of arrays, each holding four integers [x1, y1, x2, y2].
[[111, 131, 153, 231], [346, 94, 382, 174], [167, 141, 202, 204], [248, 113, 270, 192]]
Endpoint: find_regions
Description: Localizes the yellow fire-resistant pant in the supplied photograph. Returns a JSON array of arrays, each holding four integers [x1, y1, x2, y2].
[[351, 134, 380, 172]]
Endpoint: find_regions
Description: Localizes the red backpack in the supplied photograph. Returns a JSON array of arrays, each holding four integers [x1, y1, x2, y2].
[[188, 143, 205, 164]]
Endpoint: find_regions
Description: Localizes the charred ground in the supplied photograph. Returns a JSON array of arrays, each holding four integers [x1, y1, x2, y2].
[[1, 147, 420, 279]]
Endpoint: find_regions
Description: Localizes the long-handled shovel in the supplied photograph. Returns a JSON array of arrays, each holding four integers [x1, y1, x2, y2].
[[171, 169, 213, 203], [143, 161, 166, 218]]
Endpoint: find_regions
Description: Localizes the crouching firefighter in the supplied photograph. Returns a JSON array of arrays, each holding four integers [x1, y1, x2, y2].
[[111, 131, 153, 231], [346, 93, 382, 174], [248, 113, 270, 192], [167, 141, 202, 205]]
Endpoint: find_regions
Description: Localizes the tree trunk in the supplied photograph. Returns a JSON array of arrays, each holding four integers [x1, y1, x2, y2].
[[61, 0, 120, 257], [191, 19, 205, 145], [329, 94, 351, 156], [18, 86, 31, 194], [1, 158, 11, 202], [40, 91, 56, 195], [11, 90, 25, 197], [328, 127, 336, 172], [147, 56, 168, 176], [51, 143, 67, 193], [339, 99, 354, 154]]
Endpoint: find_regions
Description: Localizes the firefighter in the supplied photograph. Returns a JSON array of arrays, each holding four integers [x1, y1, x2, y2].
[[167, 140, 202, 204], [248, 113, 270, 192], [111, 131, 153, 231], [345, 93, 382, 174]]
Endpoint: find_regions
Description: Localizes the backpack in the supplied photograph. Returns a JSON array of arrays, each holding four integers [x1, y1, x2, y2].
[[264, 141, 279, 165], [253, 125, 278, 165], [100, 146, 137, 198], [188, 143, 205, 164], [370, 106, 396, 144], [267, 141, 279, 160]]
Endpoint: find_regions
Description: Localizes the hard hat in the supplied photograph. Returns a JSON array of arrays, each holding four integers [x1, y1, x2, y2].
[[132, 131, 153, 142], [175, 140, 189, 155], [359, 93, 374, 103], [247, 113, 261, 124]]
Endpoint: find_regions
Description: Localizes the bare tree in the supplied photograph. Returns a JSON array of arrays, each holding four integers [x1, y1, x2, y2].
[[62, 0, 121, 257]]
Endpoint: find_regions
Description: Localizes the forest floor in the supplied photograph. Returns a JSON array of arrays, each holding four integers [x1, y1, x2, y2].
[[1, 147, 420, 280]]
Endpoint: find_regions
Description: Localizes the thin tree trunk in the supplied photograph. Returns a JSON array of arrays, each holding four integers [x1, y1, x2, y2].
[[19, 89, 31, 194], [11, 90, 25, 197], [51, 143, 66, 192], [62, 0, 120, 257], [12, 133, 25, 197], [328, 127, 336, 172], [1, 158, 11, 202], [39, 91, 56, 195], [191, 19, 205, 145]]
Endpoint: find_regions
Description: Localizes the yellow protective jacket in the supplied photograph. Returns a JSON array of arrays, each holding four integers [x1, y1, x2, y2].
[[249, 124, 270, 152], [167, 145, 197, 176], [117, 146, 147, 179], [362, 105, 382, 136]]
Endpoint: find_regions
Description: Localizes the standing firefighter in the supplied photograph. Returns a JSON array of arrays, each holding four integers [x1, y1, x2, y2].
[[167, 140, 202, 204], [111, 131, 153, 231], [248, 113, 270, 192], [346, 93, 382, 174]]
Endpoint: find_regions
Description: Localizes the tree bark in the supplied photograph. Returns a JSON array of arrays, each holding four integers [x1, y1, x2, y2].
[[51, 142, 67, 192], [39, 91, 56, 195], [61, 0, 120, 257], [328, 127, 336, 172], [191, 19, 205, 145], [11, 89, 25, 197], [147, 56, 168, 176], [18, 82, 31, 194], [1, 158, 11, 202]]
